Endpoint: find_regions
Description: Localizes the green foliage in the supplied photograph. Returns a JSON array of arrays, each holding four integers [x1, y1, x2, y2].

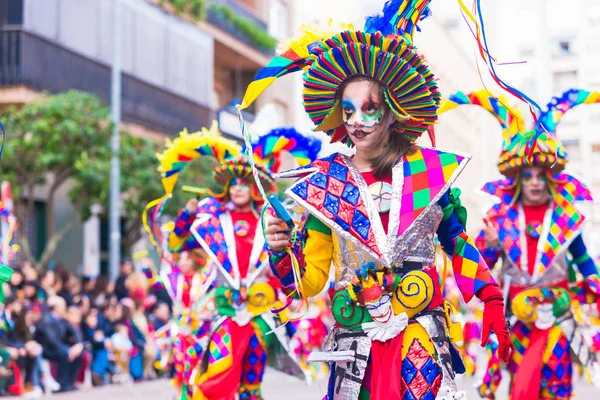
[[209, 4, 277, 52], [155, 0, 276, 52], [110, 133, 217, 251], [0, 90, 114, 267], [162, 0, 206, 21], [0, 88, 223, 264]]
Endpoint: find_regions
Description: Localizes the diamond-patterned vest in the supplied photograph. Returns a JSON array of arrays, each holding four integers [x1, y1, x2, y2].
[[286, 147, 470, 289]]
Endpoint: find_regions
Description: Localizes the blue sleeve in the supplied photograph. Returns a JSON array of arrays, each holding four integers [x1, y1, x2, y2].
[[568, 234, 598, 278], [436, 191, 464, 256]]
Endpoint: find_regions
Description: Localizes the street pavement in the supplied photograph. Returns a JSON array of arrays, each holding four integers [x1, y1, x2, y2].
[[7, 368, 598, 399]]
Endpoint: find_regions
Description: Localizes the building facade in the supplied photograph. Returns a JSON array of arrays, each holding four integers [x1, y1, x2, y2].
[[483, 0, 600, 254], [0, 0, 296, 274]]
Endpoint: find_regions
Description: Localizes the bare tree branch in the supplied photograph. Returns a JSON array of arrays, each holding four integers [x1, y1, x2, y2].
[[13, 203, 35, 264], [37, 211, 78, 269]]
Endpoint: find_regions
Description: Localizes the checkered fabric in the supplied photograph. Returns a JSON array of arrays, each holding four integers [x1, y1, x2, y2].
[[481, 178, 518, 206], [475, 229, 501, 268], [554, 173, 593, 203], [290, 153, 380, 257], [289, 148, 467, 257], [508, 320, 530, 374], [173, 208, 196, 237], [452, 232, 497, 302], [540, 334, 572, 399], [141, 266, 162, 291], [478, 340, 503, 399], [399, 148, 466, 236], [535, 197, 584, 280], [401, 338, 442, 400], [192, 198, 235, 277], [170, 208, 202, 252], [208, 320, 233, 366], [481, 171, 592, 277], [240, 331, 267, 386]]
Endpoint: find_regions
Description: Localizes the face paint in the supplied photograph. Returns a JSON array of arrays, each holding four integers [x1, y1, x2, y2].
[[340, 79, 391, 149], [521, 170, 547, 185], [341, 92, 385, 133], [230, 178, 251, 192], [520, 166, 550, 206], [365, 293, 393, 324]]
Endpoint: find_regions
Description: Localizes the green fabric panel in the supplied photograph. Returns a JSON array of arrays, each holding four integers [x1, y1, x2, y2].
[[305, 215, 332, 235], [253, 315, 274, 348]]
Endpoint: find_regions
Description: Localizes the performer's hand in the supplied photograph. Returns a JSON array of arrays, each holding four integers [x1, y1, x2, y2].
[[479, 285, 512, 363], [484, 225, 500, 249], [185, 198, 199, 213], [481, 298, 511, 363], [265, 218, 291, 253]]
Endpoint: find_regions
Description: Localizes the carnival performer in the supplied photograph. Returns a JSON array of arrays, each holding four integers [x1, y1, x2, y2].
[[146, 123, 321, 400], [288, 296, 333, 382], [235, 1, 513, 399], [142, 249, 215, 400], [436, 241, 481, 377], [439, 89, 600, 400], [0, 201, 15, 303]]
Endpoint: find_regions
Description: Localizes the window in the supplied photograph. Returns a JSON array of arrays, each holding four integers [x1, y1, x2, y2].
[[553, 70, 578, 94], [0, 0, 24, 26], [268, 0, 289, 41], [551, 37, 576, 58]]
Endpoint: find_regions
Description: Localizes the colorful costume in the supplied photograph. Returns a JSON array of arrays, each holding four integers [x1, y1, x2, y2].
[[0, 201, 15, 303], [147, 123, 321, 400], [143, 254, 215, 400], [440, 89, 600, 399], [288, 296, 333, 381], [238, 1, 511, 399]]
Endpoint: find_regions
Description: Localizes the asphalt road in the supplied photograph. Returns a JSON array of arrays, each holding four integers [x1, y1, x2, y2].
[[9, 368, 598, 399]]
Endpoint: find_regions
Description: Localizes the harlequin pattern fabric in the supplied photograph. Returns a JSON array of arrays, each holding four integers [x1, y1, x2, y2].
[[195, 318, 272, 400], [399, 148, 465, 236], [478, 172, 592, 277], [290, 153, 381, 257], [540, 334, 572, 399], [288, 148, 468, 258], [451, 232, 497, 303], [240, 332, 267, 386], [505, 321, 573, 400], [400, 339, 442, 400]]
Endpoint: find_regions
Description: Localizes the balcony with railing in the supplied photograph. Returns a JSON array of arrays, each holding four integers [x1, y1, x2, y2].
[[154, 0, 277, 55], [0, 28, 216, 135]]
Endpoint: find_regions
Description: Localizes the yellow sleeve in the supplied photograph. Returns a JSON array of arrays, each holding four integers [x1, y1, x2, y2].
[[300, 229, 333, 297]]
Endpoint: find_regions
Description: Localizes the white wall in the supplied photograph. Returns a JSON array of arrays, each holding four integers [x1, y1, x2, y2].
[[23, 0, 214, 106]]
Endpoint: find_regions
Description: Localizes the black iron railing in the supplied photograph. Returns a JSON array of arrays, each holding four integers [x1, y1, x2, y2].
[[0, 29, 216, 135]]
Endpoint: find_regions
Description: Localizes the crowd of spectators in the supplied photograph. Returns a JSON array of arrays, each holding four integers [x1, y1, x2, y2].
[[0, 258, 173, 397]]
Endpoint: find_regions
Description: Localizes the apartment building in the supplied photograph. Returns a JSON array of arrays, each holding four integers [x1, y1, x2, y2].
[[0, 0, 295, 274]]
